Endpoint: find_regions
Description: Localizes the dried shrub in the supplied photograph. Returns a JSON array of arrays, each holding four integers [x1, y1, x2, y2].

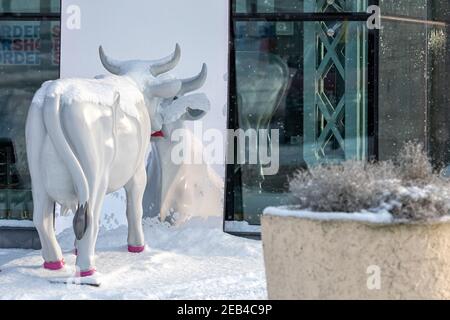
[[289, 142, 450, 221], [289, 160, 396, 213], [396, 142, 434, 185]]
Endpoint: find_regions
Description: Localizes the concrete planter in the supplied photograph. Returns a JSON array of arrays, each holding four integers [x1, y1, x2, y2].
[[262, 207, 450, 300]]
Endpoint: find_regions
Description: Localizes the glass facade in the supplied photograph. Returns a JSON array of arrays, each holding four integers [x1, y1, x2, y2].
[[0, 0, 60, 220], [378, 0, 450, 166], [226, 0, 450, 232]]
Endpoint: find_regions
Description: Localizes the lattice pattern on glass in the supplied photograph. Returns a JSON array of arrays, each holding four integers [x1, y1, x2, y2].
[[304, 20, 368, 166]]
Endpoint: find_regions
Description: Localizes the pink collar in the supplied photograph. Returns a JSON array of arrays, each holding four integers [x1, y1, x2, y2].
[[151, 131, 164, 138]]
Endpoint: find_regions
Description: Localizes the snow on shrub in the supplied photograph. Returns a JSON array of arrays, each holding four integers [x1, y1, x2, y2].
[[289, 142, 450, 221]]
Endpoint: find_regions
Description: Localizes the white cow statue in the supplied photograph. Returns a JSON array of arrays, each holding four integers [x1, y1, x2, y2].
[[25, 44, 207, 277]]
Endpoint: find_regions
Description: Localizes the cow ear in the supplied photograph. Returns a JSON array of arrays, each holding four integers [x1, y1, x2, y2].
[[183, 107, 207, 121], [148, 79, 181, 98], [160, 93, 210, 124]]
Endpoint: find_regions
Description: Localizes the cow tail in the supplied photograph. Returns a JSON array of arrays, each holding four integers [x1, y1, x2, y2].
[[42, 94, 90, 208]]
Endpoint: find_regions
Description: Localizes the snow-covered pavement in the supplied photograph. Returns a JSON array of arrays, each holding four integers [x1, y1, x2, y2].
[[0, 217, 266, 299]]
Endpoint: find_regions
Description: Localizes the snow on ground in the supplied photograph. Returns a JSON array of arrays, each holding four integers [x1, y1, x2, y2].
[[0, 217, 266, 300]]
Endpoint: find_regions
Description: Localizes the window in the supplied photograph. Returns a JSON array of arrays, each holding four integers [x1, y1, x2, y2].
[[225, 0, 377, 234], [377, 1, 450, 166], [0, 0, 60, 220]]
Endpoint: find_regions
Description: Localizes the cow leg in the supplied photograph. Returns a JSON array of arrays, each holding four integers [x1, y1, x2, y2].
[[26, 103, 63, 268], [75, 179, 107, 275], [33, 193, 63, 269], [124, 164, 146, 252]]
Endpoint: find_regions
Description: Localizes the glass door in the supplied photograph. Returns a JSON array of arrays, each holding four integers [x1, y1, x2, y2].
[[225, 0, 377, 234]]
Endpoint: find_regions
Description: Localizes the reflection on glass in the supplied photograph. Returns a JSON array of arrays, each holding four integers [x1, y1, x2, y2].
[[0, 18, 60, 220], [304, 20, 368, 165], [235, 51, 290, 222], [232, 19, 368, 224]]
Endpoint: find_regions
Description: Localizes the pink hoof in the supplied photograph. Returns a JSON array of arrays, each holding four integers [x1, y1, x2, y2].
[[43, 259, 65, 270], [128, 245, 145, 253], [77, 268, 96, 277]]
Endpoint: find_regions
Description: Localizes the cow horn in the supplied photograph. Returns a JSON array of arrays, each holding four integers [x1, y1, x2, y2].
[[178, 63, 208, 96], [149, 43, 181, 77], [148, 79, 182, 98], [99, 46, 123, 75]]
